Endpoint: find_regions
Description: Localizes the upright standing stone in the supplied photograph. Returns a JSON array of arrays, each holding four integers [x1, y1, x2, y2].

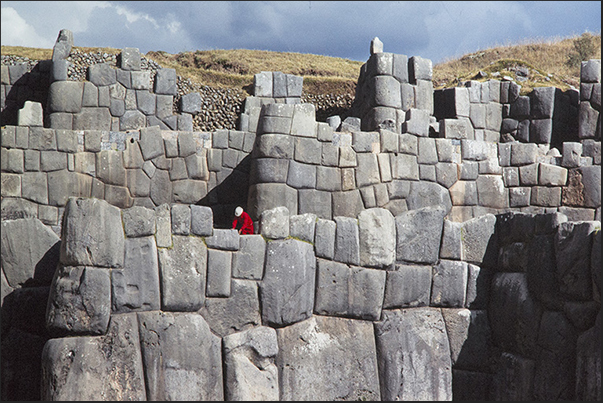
[[223, 326, 279, 401], [374, 308, 452, 400], [358, 208, 395, 268], [51, 29, 73, 62], [60, 198, 125, 268], [137, 312, 223, 400], [46, 265, 111, 336], [260, 239, 315, 327], [158, 235, 206, 311], [277, 315, 381, 401], [370, 37, 384, 55], [41, 313, 146, 400], [333, 216, 360, 265], [395, 206, 446, 264]]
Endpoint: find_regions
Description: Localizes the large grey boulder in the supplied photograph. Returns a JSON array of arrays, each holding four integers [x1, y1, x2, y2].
[[122, 205, 156, 237], [88, 63, 116, 87], [277, 315, 380, 401], [223, 326, 279, 401], [200, 279, 261, 337], [48, 81, 83, 113], [374, 308, 452, 400], [314, 218, 336, 259], [358, 208, 395, 268], [51, 29, 73, 62], [430, 259, 468, 307], [120, 47, 141, 71], [111, 236, 160, 312], [155, 68, 177, 95], [489, 272, 542, 357], [289, 213, 317, 243], [395, 206, 446, 264], [532, 311, 579, 400], [18, 101, 43, 126], [441, 308, 492, 371], [461, 213, 498, 267], [383, 264, 432, 309], [232, 235, 266, 280], [260, 206, 290, 239], [490, 352, 536, 400], [260, 239, 315, 327], [137, 311, 223, 400], [334, 216, 360, 265], [406, 180, 452, 213], [205, 228, 240, 250], [60, 198, 125, 268], [206, 249, 232, 297], [575, 312, 601, 400], [41, 313, 146, 400], [1, 217, 60, 287], [158, 235, 206, 311], [46, 265, 111, 336], [314, 259, 385, 320], [555, 221, 598, 300]]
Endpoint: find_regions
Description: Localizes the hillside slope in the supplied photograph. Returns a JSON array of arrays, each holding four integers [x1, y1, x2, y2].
[[3, 32, 600, 96]]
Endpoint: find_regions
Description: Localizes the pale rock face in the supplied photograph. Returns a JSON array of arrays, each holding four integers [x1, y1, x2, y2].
[[371, 36, 384, 55]]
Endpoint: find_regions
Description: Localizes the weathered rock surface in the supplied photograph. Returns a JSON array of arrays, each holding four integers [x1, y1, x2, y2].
[[137, 311, 223, 400], [276, 315, 380, 400], [374, 307, 452, 400], [41, 313, 146, 400], [223, 326, 279, 401], [260, 238, 315, 327]]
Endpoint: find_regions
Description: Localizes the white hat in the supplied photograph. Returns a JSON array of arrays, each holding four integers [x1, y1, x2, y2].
[[235, 206, 243, 217]]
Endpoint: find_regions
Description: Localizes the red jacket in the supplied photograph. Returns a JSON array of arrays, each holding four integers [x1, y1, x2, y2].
[[232, 211, 254, 234]]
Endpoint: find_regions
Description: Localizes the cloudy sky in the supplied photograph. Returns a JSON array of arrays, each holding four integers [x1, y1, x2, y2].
[[1, 1, 601, 64]]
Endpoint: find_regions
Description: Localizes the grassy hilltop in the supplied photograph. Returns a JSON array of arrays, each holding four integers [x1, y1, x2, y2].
[[1, 32, 600, 97]]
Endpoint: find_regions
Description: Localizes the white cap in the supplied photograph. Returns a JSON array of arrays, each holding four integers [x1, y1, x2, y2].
[[235, 206, 243, 217]]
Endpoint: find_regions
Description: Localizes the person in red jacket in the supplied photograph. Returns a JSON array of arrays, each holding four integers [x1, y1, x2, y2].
[[232, 206, 254, 234]]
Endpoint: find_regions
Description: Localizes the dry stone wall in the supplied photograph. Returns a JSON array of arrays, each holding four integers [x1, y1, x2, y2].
[[1, 198, 599, 400], [1, 31, 601, 401]]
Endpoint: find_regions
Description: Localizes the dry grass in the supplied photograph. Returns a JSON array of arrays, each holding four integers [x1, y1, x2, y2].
[[146, 49, 362, 96], [433, 33, 601, 94], [2, 32, 600, 97]]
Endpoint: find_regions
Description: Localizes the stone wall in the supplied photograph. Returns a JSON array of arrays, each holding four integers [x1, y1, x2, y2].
[[1, 199, 599, 400], [1, 32, 601, 401]]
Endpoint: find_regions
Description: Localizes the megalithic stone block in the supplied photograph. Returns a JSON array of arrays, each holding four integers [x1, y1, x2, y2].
[[1, 217, 60, 287], [51, 29, 73, 62], [395, 206, 446, 264], [374, 308, 452, 400], [137, 312, 224, 400], [48, 81, 84, 113], [530, 86, 556, 119], [409, 55, 432, 83], [260, 238, 316, 327], [88, 63, 117, 87], [276, 315, 381, 400], [223, 326, 279, 401], [155, 69, 178, 95], [60, 197, 125, 268], [41, 313, 147, 400], [46, 265, 112, 336], [18, 100, 43, 126], [111, 236, 160, 312], [120, 47, 142, 71], [254, 71, 272, 97], [370, 36, 383, 55]]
